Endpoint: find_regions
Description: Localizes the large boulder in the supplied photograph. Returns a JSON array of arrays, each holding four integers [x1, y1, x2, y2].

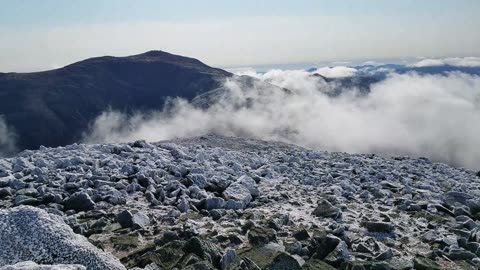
[[223, 183, 252, 209], [323, 241, 350, 267], [233, 245, 301, 270], [0, 206, 125, 270], [310, 230, 344, 261], [182, 237, 222, 269], [0, 261, 85, 270], [222, 175, 260, 209], [247, 227, 277, 246], [135, 240, 185, 270], [444, 191, 474, 206], [63, 192, 95, 212], [187, 174, 208, 189], [116, 210, 150, 230], [312, 200, 341, 219], [12, 158, 34, 173], [301, 259, 335, 270], [361, 221, 395, 233], [237, 175, 260, 198], [203, 197, 225, 210], [413, 257, 443, 270], [220, 249, 237, 270]]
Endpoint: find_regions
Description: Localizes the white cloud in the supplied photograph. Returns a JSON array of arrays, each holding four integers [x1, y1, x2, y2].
[[84, 70, 480, 169], [226, 67, 258, 77], [412, 57, 480, 67], [361, 60, 384, 66], [314, 66, 357, 78], [411, 59, 445, 67]]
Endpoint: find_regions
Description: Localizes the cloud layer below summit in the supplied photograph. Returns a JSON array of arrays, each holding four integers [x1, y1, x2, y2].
[[84, 68, 480, 169]]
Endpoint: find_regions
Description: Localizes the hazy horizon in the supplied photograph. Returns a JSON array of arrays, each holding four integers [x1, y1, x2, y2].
[[1, 0, 480, 72], [0, 49, 477, 74]]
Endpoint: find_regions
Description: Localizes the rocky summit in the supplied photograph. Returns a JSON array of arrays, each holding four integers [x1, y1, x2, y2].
[[1, 134, 480, 269]]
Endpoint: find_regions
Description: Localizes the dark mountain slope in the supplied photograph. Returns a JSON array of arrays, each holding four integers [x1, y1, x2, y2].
[[0, 51, 232, 150]]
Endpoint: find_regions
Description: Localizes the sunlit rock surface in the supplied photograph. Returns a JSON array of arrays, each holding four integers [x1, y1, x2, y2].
[[0, 135, 479, 269]]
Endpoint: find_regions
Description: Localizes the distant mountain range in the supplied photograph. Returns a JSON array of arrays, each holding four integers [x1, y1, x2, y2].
[[353, 63, 480, 78], [1, 51, 478, 153], [0, 51, 232, 151], [309, 63, 480, 79], [308, 63, 480, 96]]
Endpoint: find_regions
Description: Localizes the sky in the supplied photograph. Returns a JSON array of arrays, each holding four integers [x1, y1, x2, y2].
[[1, 0, 479, 72]]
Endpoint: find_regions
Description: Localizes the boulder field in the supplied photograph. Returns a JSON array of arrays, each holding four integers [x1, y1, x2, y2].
[[0, 135, 480, 269]]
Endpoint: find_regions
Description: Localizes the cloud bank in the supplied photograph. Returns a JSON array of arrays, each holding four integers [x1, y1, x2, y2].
[[314, 66, 357, 78], [84, 70, 480, 170], [0, 116, 17, 156], [412, 57, 480, 67]]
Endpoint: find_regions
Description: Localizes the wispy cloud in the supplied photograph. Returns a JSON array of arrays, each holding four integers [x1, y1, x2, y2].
[[0, 116, 17, 156]]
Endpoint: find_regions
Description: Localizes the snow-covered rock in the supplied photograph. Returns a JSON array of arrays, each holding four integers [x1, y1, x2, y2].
[[0, 261, 85, 270], [0, 135, 480, 269], [0, 206, 125, 270]]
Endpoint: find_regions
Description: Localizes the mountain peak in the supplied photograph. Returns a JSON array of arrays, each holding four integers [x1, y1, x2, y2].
[[129, 50, 181, 60], [126, 50, 206, 67], [63, 50, 215, 73], [137, 50, 171, 57]]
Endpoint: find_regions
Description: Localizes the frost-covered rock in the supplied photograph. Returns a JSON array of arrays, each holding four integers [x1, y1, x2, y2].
[[0, 261, 85, 270], [223, 182, 252, 209], [177, 196, 189, 213], [187, 174, 208, 189], [12, 158, 34, 173], [1, 135, 480, 269], [0, 206, 125, 270], [237, 175, 259, 198]]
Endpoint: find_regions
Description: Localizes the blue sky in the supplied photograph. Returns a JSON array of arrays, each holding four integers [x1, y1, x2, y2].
[[1, 0, 479, 71], [1, 0, 478, 26]]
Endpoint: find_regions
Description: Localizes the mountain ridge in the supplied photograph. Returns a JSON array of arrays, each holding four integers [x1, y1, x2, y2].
[[0, 51, 233, 151]]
